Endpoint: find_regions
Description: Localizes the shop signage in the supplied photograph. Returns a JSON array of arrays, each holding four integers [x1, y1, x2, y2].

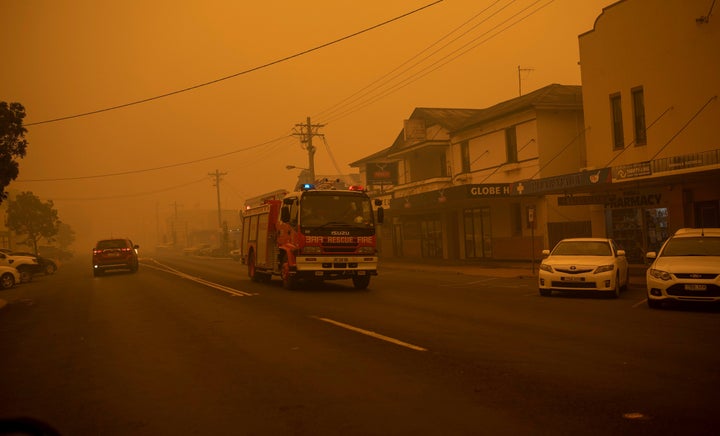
[[366, 162, 398, 185], [606, 193, 662, 209], [558, 193, 662, 208], [514, 168, 611, 195], [467, 184, 512, 197], [613, 162, 652, 180]]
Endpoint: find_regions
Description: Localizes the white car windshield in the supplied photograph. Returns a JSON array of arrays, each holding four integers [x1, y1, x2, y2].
[[661, 237, 720, 256], [552, 241, 612, 256]]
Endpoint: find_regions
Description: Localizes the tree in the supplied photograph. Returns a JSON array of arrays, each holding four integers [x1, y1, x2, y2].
[[0, 102, 28, 203], [6, 192, 61, 255], [54, 222, 76, 251]]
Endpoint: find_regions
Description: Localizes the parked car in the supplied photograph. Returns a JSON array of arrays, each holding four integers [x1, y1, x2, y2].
[[538, 238, 629, 298], [0, 252, 39, 283], [12, 252, 58, 275], [646, 228, 720, 309], [92, 238, 139, 276], [0, 265, 21, 289]]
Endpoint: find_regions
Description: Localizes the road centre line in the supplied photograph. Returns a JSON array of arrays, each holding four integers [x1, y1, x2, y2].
[[312, 316, 427, 352], [143, 259, 254, 297]]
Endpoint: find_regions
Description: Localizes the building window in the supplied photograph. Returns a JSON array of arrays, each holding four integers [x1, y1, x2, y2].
[[460, 140, 470, 173], [631, 86, 647, 145], [610, 92, 624, 150], [505, 127, 518, 163]]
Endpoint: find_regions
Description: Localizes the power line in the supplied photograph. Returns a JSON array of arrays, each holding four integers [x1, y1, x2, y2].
[[49, 177, 209, 202], [318, 0, 554, 125], [17, 134, 291, 182], [24, 1, 444, 127]]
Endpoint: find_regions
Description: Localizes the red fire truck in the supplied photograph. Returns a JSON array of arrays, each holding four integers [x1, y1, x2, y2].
[[240, 184, 384, 289]]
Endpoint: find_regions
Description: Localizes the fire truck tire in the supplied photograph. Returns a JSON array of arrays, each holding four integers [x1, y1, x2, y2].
[[281, 255, 297, 290], [248, 251, 259, 281], [352, 275, 370, 290]]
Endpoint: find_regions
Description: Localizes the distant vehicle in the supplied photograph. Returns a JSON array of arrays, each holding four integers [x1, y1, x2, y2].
[[0, 265, 21, 289], [538, 238, 629, 298], [183, 243, 211, 256], [12, 252, 58, 275], [646, 228, 720, 309], [230, 248, 241, 261], [92, 238, 139, 276], [0, 252, 39, 283]]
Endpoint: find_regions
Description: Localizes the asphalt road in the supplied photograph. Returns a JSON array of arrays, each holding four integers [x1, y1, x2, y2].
[[0, 253, 718, 435]]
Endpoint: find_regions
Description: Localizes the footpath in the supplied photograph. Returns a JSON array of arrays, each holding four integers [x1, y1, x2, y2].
[[379, 258, 648, 286]]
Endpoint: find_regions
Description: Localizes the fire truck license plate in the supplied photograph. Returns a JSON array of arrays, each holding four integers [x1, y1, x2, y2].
[[334, 258, 349, 262]]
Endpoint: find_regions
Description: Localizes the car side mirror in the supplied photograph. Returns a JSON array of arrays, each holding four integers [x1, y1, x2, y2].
[[617, 249, 625, 257], [646, 252, 657, 259], [541, 249, 550, 257]]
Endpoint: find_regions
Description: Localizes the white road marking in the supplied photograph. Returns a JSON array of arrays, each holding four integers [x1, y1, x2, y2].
[[312, 316, 427, 352], [632, 299, 648, 308], [143, 259, 254, 297], [440, 278, 499, 287]]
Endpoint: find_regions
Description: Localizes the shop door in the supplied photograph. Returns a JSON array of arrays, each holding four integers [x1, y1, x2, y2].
[[421, 218, 443, 258], [463, 207, 492, 259], [695, 201, 720, 227]]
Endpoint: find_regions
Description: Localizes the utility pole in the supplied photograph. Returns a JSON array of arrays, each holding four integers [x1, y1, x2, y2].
[[517, 65, 534, 96], [209, 170, 227, 229], [292, 116, 324, 183]]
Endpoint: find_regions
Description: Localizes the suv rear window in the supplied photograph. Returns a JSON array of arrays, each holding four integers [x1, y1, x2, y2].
[[97, 239, 130, 249]]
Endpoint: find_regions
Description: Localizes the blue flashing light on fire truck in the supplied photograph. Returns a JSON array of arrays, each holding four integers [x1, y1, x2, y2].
[[240, 184, 384, 290]]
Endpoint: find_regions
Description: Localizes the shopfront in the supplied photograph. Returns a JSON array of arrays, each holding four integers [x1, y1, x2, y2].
[[604, 192, 669, 263]]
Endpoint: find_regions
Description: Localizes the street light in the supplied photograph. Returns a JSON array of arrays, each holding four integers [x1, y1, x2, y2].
[[286, 165, 313, 189]]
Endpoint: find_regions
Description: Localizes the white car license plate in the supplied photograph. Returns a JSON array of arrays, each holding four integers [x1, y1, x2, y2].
[[685, 284, 707, 291], [561, 276, 585, 282]]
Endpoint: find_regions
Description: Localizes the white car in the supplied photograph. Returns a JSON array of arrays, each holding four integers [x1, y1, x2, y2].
[[0, 252, 39, 283], [538, 238, 629, 298], [0, 265, 21, 289], [646, 228, 720, 309]]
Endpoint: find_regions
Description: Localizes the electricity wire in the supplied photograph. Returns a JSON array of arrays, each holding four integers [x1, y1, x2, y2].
[[17, 134, 292, 182], [24, 1, 444, 127]]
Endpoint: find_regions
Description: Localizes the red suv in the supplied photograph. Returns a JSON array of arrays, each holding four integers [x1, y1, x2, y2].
[[92, 238, 139, 276]]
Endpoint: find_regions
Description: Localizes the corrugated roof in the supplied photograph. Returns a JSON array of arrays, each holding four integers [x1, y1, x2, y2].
[[456, 84, 582, 131], [350, 84, 582, 167]]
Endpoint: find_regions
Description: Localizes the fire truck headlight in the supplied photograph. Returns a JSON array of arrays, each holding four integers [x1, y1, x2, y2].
[[358, 247, 375, 254], [302, 246, 322, 254]]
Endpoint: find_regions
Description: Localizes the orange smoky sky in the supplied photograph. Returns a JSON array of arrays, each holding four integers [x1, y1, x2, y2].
[[1, 0, 616, 248]]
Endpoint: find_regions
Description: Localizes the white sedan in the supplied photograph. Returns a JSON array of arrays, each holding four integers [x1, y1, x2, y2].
[[646, 228, 720, 308], [538, 238, 629, 298], [0, 265, 21, 289]]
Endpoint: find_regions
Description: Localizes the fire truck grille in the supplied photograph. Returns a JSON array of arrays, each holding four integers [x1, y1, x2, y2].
[[323, 243, 357, 253]]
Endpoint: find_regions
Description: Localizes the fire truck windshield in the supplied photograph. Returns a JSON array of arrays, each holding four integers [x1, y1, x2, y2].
[[300, 194, 374, 227]]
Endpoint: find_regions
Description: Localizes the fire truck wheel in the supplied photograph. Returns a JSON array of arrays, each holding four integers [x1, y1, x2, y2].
[[248, 251, 259, 281], [281, 256, 297, 290], [352, 275, 370, 290]]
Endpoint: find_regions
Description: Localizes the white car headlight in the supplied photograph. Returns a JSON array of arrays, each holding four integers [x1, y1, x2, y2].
[[649, 268, 672, 281], [539, 263, 553, 273], [594, 264, 615, 274]]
